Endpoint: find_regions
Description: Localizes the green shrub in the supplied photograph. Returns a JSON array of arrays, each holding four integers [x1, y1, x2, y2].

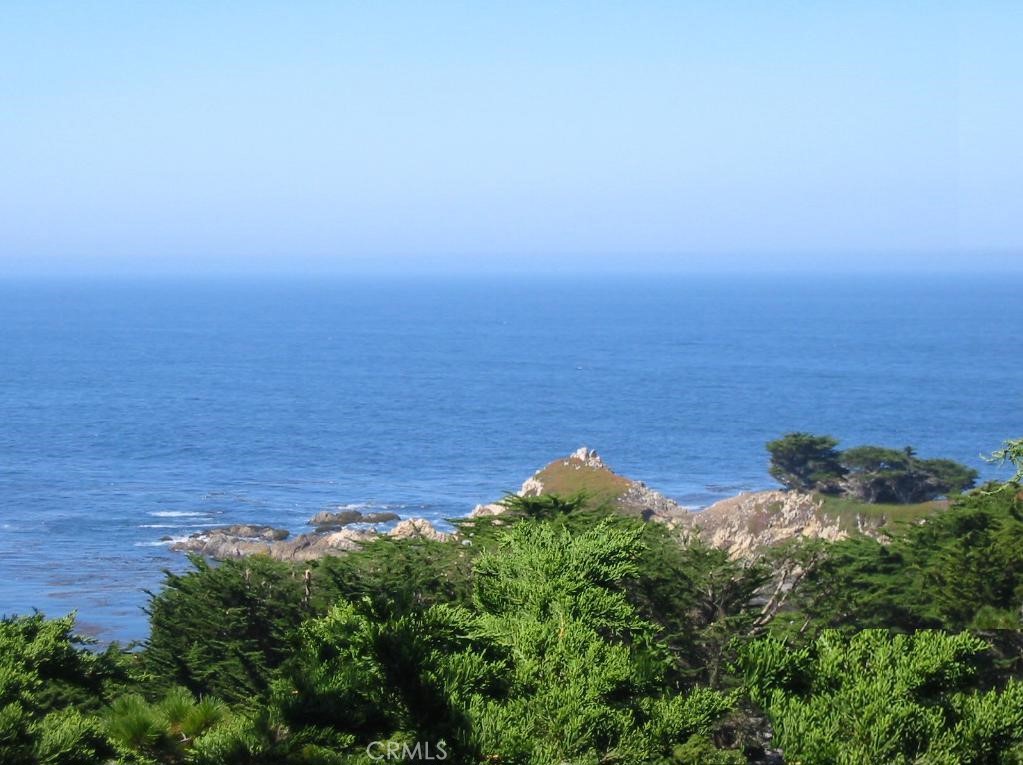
[[34, 708, 106, 765], [739, 629, 1023, 764]]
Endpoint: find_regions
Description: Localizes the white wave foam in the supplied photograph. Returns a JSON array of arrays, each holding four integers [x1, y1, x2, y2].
[[134, 537, 189, 547], [139, 523, 221, 529], [149, 511, 210, 518]]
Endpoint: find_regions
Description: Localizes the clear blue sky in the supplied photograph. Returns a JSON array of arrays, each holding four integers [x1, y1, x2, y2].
[[1, 2, 1019, 276]]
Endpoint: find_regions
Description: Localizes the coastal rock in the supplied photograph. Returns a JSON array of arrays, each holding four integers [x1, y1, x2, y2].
[[292, 528, 376, 558], [469, 502, 506, 518], [618, 481, 690, 521], [169, 517, 446, 562], [503, 449, 895, 557], [672, 490, 849, 558], [309, 509, 362, 526], [308, 509, 401, 528], [171, 526, 376, 562], [168, 525, 290, 559], [215, 524, 290, 541], [388, 518, 449, 542], [171, 532, 279, 560], [517, 446, 690, 521], [518, 476, 546, 496], [569, 446, 605, 468], [166, 448, 914, 564]]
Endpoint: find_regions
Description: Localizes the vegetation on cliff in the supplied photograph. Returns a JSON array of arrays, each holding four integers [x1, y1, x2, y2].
[[3, 440, 1022, 764]]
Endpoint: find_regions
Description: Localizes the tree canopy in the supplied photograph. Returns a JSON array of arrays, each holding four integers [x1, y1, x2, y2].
[[767, 433, 977, 503], [766, 433, 845, 492]]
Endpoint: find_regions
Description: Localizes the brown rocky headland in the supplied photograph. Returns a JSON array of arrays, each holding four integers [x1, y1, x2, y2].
[[172, 446, 939, 562]]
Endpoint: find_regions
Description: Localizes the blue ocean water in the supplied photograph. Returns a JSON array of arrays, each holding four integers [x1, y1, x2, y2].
[[1, 274, 1022, 642]]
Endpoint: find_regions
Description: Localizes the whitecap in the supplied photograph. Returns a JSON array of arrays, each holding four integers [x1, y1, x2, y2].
[[148, 511, 211, 518]]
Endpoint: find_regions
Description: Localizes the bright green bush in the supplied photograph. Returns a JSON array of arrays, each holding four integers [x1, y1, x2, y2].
[[739, 629, 1023, 764], [34, 708, 106, 765], [265, 519, 739, 764], [102, 687, 237, 764]]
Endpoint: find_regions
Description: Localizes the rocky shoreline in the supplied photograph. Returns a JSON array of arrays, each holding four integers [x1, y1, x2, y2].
[[171, 515, 451, 562], [171, 447, 888, 562]]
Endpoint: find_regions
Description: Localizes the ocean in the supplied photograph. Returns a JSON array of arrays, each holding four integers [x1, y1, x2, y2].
[[1, 273, 1021, 642]]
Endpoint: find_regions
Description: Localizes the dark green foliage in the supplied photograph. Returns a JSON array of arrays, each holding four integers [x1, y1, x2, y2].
[[903, 485, 1023, 628], [0, 613, 132, 765], [455, 519, 736, 763], [767, 433, 977, 502], [144, 555, 308, 702], [780, 535, 920, 633], [663, 540, 770, 688], [498, 491, 589, 519], [789, 486, 1023, 634], [34, 707, 107, 765], [669, 735, 746, 765], [841, 445, 978, 503], [144, 539, 475, 705], [0, 613, 133, 716], [310, 535, 474, 620], [487, 495, 771, 688], [766, 433, 846, 492], [270, 602, 403, 745]]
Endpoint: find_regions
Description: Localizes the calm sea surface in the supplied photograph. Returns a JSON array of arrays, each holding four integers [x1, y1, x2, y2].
[[1, 274, 1021, 641]]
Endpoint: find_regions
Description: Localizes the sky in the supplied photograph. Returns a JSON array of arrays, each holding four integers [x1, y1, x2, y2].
[[0, 2, 1020, 276]]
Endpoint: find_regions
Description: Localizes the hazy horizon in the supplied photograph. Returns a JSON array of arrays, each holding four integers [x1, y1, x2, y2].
[[2, 252, 1023, 280], [2, 3, 1020, 277]]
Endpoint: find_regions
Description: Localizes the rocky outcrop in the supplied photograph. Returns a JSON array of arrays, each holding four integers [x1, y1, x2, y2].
[[618, 482, 691, 521], [469, 502, 505, 518], [388, 518, 449, 542], [512, 448, 903, 556], [668, 490, 848, 558], [167, 447, 919, 564], [514, 446, 690, 521]]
